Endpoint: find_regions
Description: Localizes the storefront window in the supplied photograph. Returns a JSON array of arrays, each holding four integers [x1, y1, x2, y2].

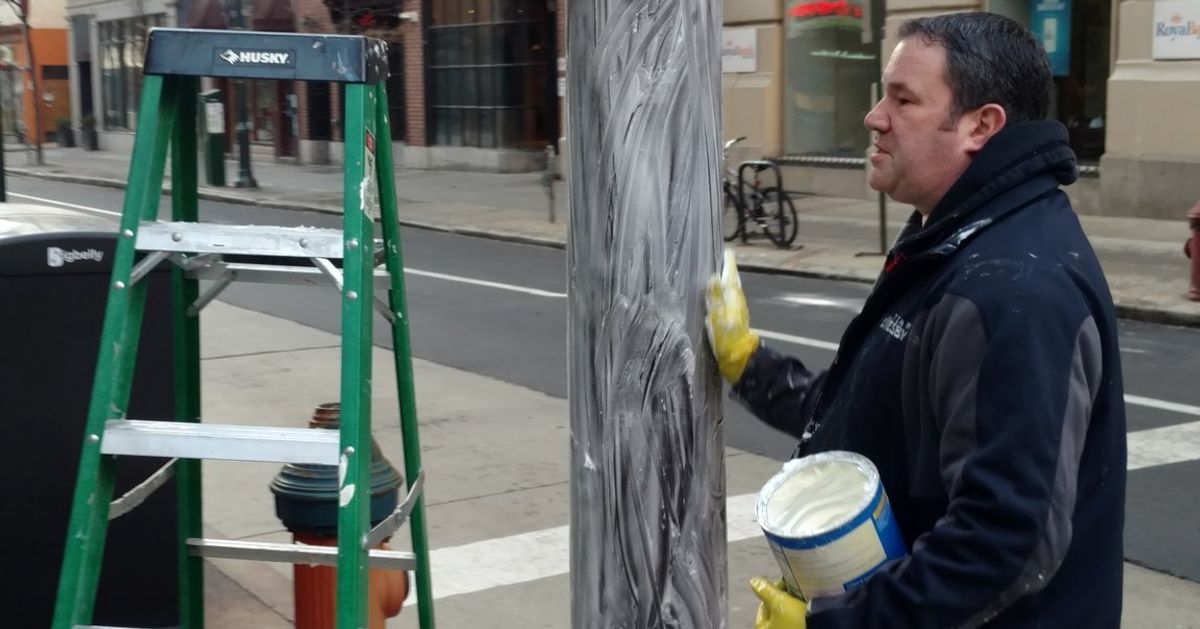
[[783, 0, 877, 157], [1041, 0, 1109, 161], [428, 0, 557, 150], [99, 14, 166, 130], [0, 65, 21, 139], [251, 80, 277, 143]]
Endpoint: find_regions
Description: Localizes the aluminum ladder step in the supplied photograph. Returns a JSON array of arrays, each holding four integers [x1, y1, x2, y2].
[[135, 221, 369, 258], [101, 420, 339, 465], [186, 259, 394, 288], [187, 538, 417, 570]]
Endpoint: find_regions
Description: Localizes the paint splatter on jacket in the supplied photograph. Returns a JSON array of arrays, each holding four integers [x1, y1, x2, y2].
[[734, 120, 1126, 628]]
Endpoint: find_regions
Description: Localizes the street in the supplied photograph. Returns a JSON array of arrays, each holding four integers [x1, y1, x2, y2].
[[11, 176, 1200, 624]]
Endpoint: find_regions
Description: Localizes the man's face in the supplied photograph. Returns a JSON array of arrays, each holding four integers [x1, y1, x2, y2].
[[864, 39, 978, 214]]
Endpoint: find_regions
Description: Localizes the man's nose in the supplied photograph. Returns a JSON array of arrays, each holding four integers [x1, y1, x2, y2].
[[864, 102, 888, 133]]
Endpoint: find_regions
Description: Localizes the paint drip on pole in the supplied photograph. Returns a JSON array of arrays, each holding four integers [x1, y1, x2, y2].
[[567, 1, 727, 627]]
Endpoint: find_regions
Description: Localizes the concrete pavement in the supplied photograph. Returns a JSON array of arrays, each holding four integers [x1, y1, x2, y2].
[[193, 300, 1200, 627], [7, 145, 1200, 328]]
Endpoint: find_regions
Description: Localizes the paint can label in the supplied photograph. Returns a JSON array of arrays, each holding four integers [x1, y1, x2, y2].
[[755, 451, 908, 601], [764, 484, 906, 599]]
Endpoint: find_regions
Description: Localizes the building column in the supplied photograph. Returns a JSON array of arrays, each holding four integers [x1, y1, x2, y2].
[[1101, 0, 1200, 219]]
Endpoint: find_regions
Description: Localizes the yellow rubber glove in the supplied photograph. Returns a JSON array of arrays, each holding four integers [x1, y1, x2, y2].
[[705, 249, 759, 383], [751, 577, 808, 629]]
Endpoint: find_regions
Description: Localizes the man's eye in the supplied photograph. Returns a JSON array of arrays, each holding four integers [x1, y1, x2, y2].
[[898, 98, 912, 105]]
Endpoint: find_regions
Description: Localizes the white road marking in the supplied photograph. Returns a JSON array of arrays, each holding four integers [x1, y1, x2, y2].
[[411, 414, 1200, 602], [755, 328, 841, 352], [1128, 420, 1200, 470], [8, 191, 569, 298], [9, 191, 124, 217], [15, 186, 1198, 422], [781, 294, 864, 311], [1124, 394, 1200, 418], [404, 268, 566, 298], [408, 493, 763, 605]]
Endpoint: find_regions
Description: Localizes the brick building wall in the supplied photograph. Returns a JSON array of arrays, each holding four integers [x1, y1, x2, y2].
[[291, 0, 421, 159], [292, 0, 339, 144], [401, 0, 423, 146]]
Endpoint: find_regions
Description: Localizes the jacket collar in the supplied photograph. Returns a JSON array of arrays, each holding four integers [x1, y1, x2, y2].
[[893, 120, 1078, 259]]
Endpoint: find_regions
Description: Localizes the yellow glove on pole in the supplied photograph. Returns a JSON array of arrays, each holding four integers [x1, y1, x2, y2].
[[751, 577, 808, 629], [706, 249, 760, 383]]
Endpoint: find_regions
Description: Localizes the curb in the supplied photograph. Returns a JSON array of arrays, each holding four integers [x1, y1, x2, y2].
[[9, 167, 1200, 329]]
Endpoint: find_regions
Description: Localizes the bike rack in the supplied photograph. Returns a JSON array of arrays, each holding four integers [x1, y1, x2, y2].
[[736, 159, 785, 208]]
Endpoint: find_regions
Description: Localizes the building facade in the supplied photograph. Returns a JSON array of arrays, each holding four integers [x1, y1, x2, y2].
[[290, 0, 562, 172], [50, 1, 1200, 203], [62, 0, 564, 172], [64, 0, 178, 153], [722, 0, 1200, 219], [0, 0, 70, 146]]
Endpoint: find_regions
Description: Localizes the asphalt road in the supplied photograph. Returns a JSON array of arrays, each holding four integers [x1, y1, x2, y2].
[[9, 176, 1200, 584]]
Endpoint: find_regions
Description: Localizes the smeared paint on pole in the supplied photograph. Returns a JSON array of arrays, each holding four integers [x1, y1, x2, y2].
[[567, 1, 727, 627]]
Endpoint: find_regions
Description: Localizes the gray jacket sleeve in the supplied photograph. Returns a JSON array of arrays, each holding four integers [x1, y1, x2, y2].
[[807, 290, 1103, 629]]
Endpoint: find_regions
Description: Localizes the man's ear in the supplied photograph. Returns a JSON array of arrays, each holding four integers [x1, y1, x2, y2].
[[964, 103, 1007, 153]]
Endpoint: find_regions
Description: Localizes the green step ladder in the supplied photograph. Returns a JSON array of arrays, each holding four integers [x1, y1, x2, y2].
[[51, 28, 435, 629]]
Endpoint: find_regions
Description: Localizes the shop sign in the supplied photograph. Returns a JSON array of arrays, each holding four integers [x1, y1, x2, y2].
[[787, 0, 863, 19], [1153, 0, 1200, 59], [722, 28, 757, 74], [1030, 0, 1072, 76]]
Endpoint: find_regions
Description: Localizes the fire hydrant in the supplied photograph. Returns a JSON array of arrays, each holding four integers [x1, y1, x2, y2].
[[270, 403, 408, 628], [1188, 201, 1200, 301]]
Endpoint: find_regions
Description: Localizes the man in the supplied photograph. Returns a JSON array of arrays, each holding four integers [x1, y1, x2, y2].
[[706, 12, 1126, 628]]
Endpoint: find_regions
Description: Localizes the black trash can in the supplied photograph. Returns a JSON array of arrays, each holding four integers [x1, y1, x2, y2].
[[0, 204, 180, 627]]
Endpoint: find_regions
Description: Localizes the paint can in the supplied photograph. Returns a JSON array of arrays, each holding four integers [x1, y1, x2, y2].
[[755, 451, 907, 600]]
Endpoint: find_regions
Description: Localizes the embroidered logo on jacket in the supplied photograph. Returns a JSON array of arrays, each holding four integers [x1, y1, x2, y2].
[[879, 313, 911, 342]]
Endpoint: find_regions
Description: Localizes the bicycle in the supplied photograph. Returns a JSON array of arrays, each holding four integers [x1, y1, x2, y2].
[[721, 137, 799, 248]]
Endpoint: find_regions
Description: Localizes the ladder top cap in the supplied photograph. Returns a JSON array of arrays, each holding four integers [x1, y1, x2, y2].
[[145, 28, 389, 84]]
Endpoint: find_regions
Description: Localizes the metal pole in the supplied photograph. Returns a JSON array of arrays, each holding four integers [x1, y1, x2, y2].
[[20, 12, 43, 166], [567, 1, 727, 627], [0, 85, 6, 202], [229, 0, 256, 188], [544, 144, 556, 223]]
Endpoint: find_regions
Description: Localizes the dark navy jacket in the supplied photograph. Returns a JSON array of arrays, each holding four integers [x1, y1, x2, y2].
[[734, 121, 1126, 628]]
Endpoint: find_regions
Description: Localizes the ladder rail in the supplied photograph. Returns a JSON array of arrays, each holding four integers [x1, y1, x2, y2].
[[335, 80, 377, 629], [170, 76, 206, 626], [52, 74, 179, 629], [375, 79, 437, 629]]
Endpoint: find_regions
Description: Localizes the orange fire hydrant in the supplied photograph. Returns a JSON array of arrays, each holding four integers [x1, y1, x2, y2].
[[293, 534, 408, 629], [271, 403, 409, 628], [1188, 201, 1200, 301]]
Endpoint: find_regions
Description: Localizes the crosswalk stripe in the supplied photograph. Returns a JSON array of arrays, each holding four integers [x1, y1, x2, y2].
[[410, 418, 1200, 603]]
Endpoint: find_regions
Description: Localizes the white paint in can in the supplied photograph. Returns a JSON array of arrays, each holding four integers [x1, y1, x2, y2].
[[755, 451, 907, 601]]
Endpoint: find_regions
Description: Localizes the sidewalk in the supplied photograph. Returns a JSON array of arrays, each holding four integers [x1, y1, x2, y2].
[[8, 146, 1199, 327], [199, 300, 1200, 628]]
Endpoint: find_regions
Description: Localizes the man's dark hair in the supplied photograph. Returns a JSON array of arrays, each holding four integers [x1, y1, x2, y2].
[[898, 12, 1052, 123]]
